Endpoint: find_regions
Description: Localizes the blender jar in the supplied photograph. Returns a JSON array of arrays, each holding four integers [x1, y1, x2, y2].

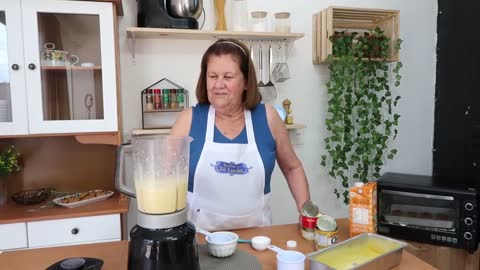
[[115, 135, 192, 215]]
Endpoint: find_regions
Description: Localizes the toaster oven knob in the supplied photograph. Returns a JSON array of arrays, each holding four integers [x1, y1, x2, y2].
[[464, 232, 473, 240], [464, 217, 474, 226], [465, 202, 474, 211]]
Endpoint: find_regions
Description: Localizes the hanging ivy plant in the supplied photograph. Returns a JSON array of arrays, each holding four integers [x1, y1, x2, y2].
[[320, 27, 403, 204]]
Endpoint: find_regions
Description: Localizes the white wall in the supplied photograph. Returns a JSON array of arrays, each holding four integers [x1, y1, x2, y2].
[[118, 0, 438, 227]]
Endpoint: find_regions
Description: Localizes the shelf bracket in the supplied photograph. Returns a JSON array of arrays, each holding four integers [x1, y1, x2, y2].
[[130, 32, 136, 64]]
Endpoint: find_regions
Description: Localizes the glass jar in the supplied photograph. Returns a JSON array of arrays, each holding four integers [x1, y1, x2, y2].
[[145, 89, 154, 111], [250, 11, 268, 32], [230, 0, 248, 31], [274, 12, 291, 33]]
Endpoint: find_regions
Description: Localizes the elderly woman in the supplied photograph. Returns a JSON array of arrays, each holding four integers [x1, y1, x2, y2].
[[171, 39, 310, 231]]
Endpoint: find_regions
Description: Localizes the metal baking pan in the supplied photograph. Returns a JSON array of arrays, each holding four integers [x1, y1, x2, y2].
[[307, 233, 407, 270]]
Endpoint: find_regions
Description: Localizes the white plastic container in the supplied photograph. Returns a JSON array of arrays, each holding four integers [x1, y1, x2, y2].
[[274, 12, 291, 33], [230, 0, 248, 31], [250, 11, 268, 32], [268, 245, 305, 270]]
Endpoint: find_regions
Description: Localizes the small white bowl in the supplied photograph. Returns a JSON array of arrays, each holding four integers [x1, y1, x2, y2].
[[206, 231, 239, 257], [251, 236, 271, 251]]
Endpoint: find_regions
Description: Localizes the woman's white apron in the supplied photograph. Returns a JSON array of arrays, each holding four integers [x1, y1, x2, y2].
[[187, 106, 272, 231]]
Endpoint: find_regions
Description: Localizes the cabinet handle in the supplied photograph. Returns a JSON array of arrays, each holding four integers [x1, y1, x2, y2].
[[11, 64, 19, 70], [71, 228, 79, 235], [28, 63, 36, 70]]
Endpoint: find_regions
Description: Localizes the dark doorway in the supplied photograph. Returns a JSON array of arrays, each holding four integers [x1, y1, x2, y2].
[[433, 0, 480, 186]]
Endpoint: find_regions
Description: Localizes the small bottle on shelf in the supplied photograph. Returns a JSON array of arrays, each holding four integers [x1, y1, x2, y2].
[[145, 89, 154, 111], [170, 89, 178, 109], [178, 89, 185, 108], [162, 89, 170, 109], [153, 89, 162, 110]]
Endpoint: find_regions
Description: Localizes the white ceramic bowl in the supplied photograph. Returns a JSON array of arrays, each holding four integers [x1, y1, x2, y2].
[[251, 236, 271, 251], [205, 231, 239, 257]]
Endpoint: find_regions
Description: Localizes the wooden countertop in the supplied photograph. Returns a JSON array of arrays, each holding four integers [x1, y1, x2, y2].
[[0, 193, 128, 224], [0, 219, 436, 270]]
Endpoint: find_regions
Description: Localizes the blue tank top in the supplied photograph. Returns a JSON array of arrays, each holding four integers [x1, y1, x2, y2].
[[188, 104, 276, 194]]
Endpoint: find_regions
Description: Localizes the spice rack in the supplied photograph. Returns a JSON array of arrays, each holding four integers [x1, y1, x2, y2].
[[312, 6, 400, 63], [141, 78, 189, 129]]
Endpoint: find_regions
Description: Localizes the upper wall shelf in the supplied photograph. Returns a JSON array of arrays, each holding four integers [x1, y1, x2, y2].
[[312, 6, 400, 63], [126, 27, 304, 62], [126, 27, 304, 41]]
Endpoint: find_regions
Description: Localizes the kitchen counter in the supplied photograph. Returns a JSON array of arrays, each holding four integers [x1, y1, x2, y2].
[[0, 219, 436, 270], [0, 193, 128, 224]]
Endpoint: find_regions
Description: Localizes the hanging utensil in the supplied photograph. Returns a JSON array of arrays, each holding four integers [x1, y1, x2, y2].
[[275, 41, 291, 82], [249, 41, 255, 63], [272, 41, 282, 81], [257, 42, 267, 100], [265, 43, 277, 100]]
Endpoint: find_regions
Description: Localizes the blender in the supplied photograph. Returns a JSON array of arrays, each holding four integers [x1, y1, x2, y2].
[[115, 135, 199, 270]]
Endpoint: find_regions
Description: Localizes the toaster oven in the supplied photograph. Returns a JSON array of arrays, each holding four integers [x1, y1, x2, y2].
[[377, 172, 478, 252]]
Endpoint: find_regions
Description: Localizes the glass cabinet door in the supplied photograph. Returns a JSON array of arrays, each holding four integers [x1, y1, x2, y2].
[[22, 0, 117, 134], [0, 0, 29, 135]]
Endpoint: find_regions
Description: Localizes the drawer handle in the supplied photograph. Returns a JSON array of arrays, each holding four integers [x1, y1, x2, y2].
[[71, 228, 79, 235]]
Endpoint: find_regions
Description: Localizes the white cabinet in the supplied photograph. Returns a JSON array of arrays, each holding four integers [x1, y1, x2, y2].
[[0, 222, 28, 250], [0, 214, 121, 251], [28, 214, 121, 248], [0, 0, 118, 136]]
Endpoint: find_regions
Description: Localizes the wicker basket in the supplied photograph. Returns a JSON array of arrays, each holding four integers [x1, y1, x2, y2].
[[11, 189, 51, 205]]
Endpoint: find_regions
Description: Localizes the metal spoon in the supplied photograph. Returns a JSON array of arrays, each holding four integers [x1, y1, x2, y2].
[[265, 43, 277, 100], [257, 43, 266, 92]]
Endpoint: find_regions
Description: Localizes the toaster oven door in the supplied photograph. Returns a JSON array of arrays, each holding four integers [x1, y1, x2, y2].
[[378, 190, 458, 232]]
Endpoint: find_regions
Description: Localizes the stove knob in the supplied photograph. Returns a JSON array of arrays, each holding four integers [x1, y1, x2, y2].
[[464, 232, 473, 240], [464, 217, 473, 226], [465, 202, 474, 211]]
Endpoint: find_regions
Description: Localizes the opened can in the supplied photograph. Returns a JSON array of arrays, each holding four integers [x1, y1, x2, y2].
[[314, 215, 338, 249], [301, 200, 319, 240]]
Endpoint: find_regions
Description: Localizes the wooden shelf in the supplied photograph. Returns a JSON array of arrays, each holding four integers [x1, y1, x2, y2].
[[0, 193, 128, 224], [143, 109, 183, 113], [41, 66, 101, 71], [313, 6, 400, 63], [126, 27, 304, 42], [126, 28, 304, 62], [133, 128, 171, 135], [132, 124, 306, 136], [286, 123, 306, 130]]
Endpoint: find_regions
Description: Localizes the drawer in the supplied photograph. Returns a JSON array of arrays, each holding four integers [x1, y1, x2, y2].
[[0, 222, 28, 250], [27, 214, 121, 248]]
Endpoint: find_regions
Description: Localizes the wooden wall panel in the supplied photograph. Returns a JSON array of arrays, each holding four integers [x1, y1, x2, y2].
[[0, 137, 117, 196]]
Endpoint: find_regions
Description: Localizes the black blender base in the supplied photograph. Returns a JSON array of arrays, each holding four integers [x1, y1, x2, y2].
[[137, 0, 199, 29], [128, 223, 200, 270]]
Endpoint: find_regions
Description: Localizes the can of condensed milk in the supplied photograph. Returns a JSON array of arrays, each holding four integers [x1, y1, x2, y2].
[[314, 214, 338, 249], [301, 200, 319, 240]]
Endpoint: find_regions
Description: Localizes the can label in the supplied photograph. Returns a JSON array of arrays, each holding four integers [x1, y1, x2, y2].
[[301, 228, 315, 240], [314, 228, 338, 249], [301, 215, 318, 231]]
